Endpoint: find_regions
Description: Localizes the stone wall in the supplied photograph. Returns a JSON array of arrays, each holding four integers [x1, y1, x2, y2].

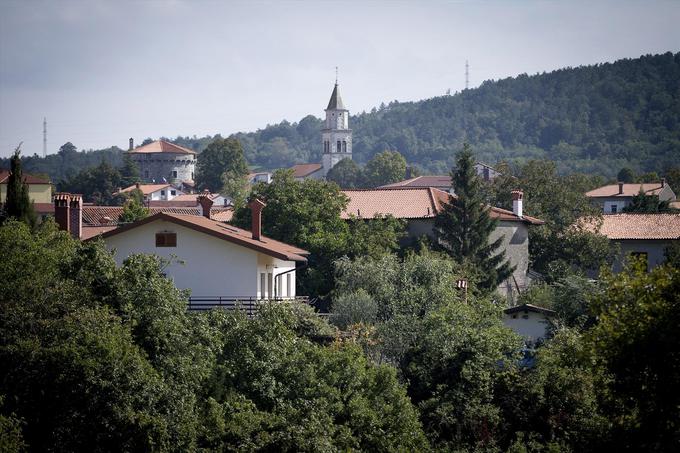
[[132, 153, 196, 184]]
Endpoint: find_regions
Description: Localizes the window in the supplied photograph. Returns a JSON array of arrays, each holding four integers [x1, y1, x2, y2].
[[260, 273, 266, 299], [155, 232, 177, 247], [611, 204, 618, 213], [342, 141, 347, 152], [172, 170, 178, 178], [337, 140, 341, 152], [160, 190, 165, 196], [191, 172, 194, 180], [170, 190, 176, 196]]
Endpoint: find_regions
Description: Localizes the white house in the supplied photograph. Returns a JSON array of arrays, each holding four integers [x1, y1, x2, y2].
[[48, 193, 310, 307], [116, 183, 186, 201], [503, 304, 556, 343], [585, 180, 676, 214]]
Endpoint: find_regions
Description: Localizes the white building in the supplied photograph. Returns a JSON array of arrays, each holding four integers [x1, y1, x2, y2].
[[585, 180, 676, 214], [290, 81, 353, 180], [85, 199, 309, 305], [116, 183, 185, 201], [503, 304, 556, 343]]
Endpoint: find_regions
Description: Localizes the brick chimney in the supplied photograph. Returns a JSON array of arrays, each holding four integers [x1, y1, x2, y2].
[[511, 190, 523, 218], [129, 138, 134, 151], [54, 193, 70, 233], [618, 182, 624, 194], [69, 194, 83, 239], [249, 198, 266, 241], [197, 190, 213, 219]]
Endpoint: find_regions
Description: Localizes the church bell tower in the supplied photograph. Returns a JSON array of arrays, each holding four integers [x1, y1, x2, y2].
[[321, 76, 352, 176]]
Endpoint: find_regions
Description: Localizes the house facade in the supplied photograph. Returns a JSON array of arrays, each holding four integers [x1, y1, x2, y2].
[[503, 304, 556, 343], [580, 213, 680, 272], [116, 183, 186, 201], [585, 180, 676, 214], [341, 187, 544, 296]]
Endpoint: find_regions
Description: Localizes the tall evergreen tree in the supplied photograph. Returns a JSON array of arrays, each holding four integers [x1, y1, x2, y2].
[[2, 145, 36, 227], [433, 144, 513, 292]]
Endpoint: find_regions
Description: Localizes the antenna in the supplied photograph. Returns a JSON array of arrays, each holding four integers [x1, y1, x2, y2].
[[43, 117, 47, 158], [465, 60, 469, 90], [335, 66, 338, 85]]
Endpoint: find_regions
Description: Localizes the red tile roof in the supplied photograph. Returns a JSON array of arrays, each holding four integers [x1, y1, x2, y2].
[[93, 212, 309, 262], [81, 225, 118, 240], [291, 163, 323, 178], [585, 183, 667, 198], [378, 175, 452, 189], [580, 213, 680, 240], [82, 205, 233, 226], [0, 169, 51, 185], [126, 140, 196, 155], [341, 187, 544, 224]]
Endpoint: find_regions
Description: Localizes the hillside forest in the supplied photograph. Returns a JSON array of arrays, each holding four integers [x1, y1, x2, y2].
[[3, 52, 679, 183]]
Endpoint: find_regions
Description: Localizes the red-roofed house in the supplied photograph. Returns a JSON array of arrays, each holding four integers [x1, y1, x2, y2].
[[580, 213, 680, 272], [585, 180, 676, 214], [115, 183, 186, 201], [341, 187, 544, 295], [52, 192, 308, 305]]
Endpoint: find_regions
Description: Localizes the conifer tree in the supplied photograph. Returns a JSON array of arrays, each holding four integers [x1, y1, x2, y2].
[[2, 145, 36, 227], [434, 144, 513, 292]]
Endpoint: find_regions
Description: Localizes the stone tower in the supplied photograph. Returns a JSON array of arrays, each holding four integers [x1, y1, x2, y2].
[[126, 139, 197, 185], [321, 82, 352, 176]]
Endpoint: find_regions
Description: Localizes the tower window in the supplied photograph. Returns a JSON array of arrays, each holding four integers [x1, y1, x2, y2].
[[172, 170, 178, 178], [342, 141, 347, 152], [337, 141, 341, 152]]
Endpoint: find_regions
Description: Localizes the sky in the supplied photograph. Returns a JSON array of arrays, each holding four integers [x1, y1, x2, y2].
[[1, 0, 679, 158]]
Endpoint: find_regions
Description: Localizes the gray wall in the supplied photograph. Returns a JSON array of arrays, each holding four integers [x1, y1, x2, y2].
[[132, 153, 196, 184], [614, 239, 674, 272]]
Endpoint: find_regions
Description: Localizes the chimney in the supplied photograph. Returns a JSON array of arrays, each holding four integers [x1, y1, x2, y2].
[[511, 190, 523, 218], [69, 194, 83, 239], [128, 138, 134, 151], [618, 182, 624, 194], [249, 198, 267, 241], [661, 178, 666, 188], [197, 191, 213, 219], [54, 193, 70, 233]]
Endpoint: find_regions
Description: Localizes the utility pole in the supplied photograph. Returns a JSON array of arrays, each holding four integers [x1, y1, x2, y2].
[[43, 117, 47, 158], [465, 60, 469, 90]]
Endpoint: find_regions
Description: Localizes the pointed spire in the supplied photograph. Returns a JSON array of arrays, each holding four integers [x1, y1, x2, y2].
[[326, 82, 345, 110]]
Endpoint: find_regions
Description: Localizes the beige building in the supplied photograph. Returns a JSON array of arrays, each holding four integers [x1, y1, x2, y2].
[[0, 169, 53, 218], [341, 187, 544, 298], [585, 180, 676, 214]]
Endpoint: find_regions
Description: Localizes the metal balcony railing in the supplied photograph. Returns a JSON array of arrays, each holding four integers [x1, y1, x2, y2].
[[187, 296, 310, 315]]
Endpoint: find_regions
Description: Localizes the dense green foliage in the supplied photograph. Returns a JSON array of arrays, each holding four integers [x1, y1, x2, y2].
[[1, 147, 36, 227], [195, 137, 249, 193], [231, 170, 405, 295], [623, 189, 674, 212], [434, 145, 513, 291], [59, 157, 139, 205], [326, 151, 408, 188], [119, 188, 149, 223], [0, 221, 426, 451]]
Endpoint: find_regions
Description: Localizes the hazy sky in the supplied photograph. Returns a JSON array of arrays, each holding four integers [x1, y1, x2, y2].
[[1, 0, 679, 158]]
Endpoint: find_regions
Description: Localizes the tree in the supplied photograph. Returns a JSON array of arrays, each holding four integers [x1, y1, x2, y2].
[[589, 263, 680, 451], [221, 169, 249, 209], [363, 150, 407, 187], [2, 145, 36, 227], [118, 154, 140, 188], [623, 188, 672, 212], [434, 144, 513, 292], [231, 170, 404, 296], [617, 167, 636, 183], [119, 188, 149, 223], [664, 166, 680, 194], [196, 137, 248, 192], [326, 158, 364, 188]]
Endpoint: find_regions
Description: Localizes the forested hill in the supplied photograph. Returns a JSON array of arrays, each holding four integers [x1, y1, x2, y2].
[[4, 52, 679, 181], [234, 52, 680, 176]]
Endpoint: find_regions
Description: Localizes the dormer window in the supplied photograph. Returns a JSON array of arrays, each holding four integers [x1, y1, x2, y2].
[[156, 232, 177, 247]]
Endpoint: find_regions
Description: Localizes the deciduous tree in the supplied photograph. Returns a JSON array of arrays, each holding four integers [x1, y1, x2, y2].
[[196, 137, 248, 192]]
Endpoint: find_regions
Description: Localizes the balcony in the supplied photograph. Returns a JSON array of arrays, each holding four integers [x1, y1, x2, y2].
[[187, 296, 311, 315]]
